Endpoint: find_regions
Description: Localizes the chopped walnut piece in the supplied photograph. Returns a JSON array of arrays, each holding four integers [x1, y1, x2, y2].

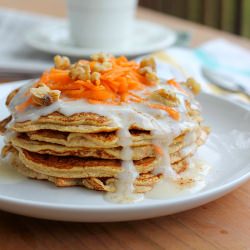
[[138, 66, 153, 75], [91, 72, 101, 84], [140, 57, 156, 72], [90, 53, 112, 62], [69, 63, 91, 81], [145, 71, 160, 84], [54, 55, 71, 70], [139, 60, 159, 84], [30, 84, 61, 106], [77, 59, 89, 66], [182, 78, 201, 95], [150, 89, 180, 107], [93, 61, 112, 72]]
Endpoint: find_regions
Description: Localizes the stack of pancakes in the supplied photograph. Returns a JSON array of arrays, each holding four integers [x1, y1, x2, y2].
[[1, 88, 209, 193], [0, 55, 210, 198]]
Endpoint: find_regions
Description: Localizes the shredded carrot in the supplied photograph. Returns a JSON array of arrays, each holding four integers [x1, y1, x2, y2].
[[88, 99, 120, 105], [129, 92, 142, 100], [121, 93, 128, 102], [15, 97, 33, 112], [62, 89, 86, 99], [36, 57, 157, 103], [40, 71, 50, 83], [154, 145, 164, 156], [148, 103, 180, 121], [47, 69, 72, 85], [74, 80, 105, 91], [83, 90, 116, 100], [167, 79, 188, 95], [129, 98, 143, 103]]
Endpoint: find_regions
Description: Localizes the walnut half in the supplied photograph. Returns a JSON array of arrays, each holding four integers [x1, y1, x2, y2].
[[69, 63, 91, 81], [140, 57, 156, 72], [182, 78, 201, 95], [90, 53, 112, 63], [139, 57, 159, 85], [93, 61, 112, 72], [54, 55, 71, 70], [150, 89, 180, 107], [30, 84, 61, 106]]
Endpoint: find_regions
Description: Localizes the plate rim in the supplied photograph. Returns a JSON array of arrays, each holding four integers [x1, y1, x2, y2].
[[0, 83, 249, 213], [25, 19, 177, 57]]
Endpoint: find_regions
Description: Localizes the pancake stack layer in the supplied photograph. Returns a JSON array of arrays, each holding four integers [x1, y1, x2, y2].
[[0, 54, 209, 203]]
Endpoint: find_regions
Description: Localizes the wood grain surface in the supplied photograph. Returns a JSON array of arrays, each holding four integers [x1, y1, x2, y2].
[[0, 1, 249, 249]]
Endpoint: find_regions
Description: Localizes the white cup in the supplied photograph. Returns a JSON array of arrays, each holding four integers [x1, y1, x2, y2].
[[66, 0, 138, 49]]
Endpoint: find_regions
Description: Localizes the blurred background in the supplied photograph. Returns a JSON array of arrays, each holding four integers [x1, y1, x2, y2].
[[140, 0, 250, 38], [1, 0, 249, 38], [0, 0, 249, 103]]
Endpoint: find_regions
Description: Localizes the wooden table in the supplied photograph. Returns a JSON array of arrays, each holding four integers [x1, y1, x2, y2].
[[0, 1, 249, 249]]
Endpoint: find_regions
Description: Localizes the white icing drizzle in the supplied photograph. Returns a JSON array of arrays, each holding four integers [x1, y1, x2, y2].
[[152, 138, 177, 179], [106, 112, 143, 202], [7, 79, 206, 203]]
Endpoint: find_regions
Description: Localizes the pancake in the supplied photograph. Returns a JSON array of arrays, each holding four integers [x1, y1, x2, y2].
[[25, 127, 204, 148], [16, 147, 159, 178], [11, 134, 155, 160], [27, 129, 153, 148], [10, 153, 163, 193], [11, 141, 199, 179], [10, 128, 206, 160], [12, 120, 118, 133], [11, 110, 203, 133]]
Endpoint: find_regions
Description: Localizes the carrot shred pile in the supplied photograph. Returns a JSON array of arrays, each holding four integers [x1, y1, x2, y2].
[[15, 55, 182, 121], [37, 56, 155, 104]]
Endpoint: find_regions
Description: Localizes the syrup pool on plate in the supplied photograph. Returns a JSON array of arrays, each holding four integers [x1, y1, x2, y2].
[[146, 159, 211, 199]]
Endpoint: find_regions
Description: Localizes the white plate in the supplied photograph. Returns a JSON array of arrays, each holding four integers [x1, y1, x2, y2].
[[25, 20, 177, 57], [0, 81, 249, 222]]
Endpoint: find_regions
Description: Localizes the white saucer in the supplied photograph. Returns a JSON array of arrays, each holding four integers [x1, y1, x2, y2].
[[0, 80, 249, 222], [25, 20, 177, 57]]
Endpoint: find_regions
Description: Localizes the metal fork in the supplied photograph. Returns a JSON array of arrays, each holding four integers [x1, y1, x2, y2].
[[202, 66, 250, 98]]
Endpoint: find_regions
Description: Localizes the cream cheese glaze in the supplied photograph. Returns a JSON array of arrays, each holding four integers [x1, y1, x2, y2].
[[7, 78, 208, 203]]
